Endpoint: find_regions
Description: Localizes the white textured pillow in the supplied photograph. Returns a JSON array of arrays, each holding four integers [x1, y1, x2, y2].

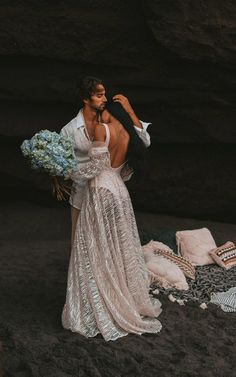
[[176, 228, 216, 266], [143, 241, 189, 291]]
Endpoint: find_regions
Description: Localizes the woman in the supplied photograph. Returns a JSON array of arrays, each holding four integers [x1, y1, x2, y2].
[[62, 101, 162, 341]]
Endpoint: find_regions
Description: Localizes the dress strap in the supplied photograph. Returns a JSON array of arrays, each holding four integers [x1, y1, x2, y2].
[[102, 123, 110, 147]]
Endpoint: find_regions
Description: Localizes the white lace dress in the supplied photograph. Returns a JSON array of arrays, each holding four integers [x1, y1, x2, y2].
[[62, 124, 162, 341]]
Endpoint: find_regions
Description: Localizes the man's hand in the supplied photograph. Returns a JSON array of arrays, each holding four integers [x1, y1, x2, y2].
[[112, 94, 134, 115]]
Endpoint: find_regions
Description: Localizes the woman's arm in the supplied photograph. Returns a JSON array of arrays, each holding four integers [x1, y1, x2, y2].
[[70, 125, 108, 181], [112, 94, 151, 147], [94, 123, 106, 142], [112, 94, 142, 128]]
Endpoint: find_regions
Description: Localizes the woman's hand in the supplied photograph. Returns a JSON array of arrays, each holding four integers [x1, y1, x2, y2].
[[113, 94, 142, 129], [112, 94, 134, 115]]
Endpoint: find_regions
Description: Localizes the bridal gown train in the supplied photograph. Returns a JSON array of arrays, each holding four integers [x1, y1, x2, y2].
[[62, 123, 162, 341]]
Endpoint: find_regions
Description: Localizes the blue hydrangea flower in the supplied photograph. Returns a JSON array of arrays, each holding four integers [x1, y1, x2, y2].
[[20, 129, 76, 178]]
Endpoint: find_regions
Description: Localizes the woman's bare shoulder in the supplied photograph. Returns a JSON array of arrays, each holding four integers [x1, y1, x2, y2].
[[100, 110, 112, 123], [94, 123, 106, 142]]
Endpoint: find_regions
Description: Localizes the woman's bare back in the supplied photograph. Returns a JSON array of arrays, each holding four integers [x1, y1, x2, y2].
[[107, 120, 130, 168], [95, 114, 130, 168]]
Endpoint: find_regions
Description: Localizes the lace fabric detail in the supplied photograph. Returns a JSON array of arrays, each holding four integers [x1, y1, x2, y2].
[[120, 163, 134, 182], [62, 142, 162, 341], [71, 143, 109, 181]]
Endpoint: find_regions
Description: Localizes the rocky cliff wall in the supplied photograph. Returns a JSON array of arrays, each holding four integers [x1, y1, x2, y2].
[[0, 1, 235, 221]]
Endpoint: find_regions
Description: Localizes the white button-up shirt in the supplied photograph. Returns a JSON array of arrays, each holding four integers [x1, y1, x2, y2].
[[60, 109, 151, 209]]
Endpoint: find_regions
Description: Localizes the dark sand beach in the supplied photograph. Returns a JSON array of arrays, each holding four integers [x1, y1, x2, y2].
[[0, 202, 235, 377]]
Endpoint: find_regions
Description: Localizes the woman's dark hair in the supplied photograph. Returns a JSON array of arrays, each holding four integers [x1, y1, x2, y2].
[[105, 101, 148, 173], [77, 76, 104, 102]]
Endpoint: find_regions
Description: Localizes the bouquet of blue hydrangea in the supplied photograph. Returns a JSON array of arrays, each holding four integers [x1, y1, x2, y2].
[[21, 129, 76, 200]]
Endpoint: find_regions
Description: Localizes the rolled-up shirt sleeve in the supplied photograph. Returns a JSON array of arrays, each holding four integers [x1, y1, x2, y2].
[[134, 121, 151, 147]]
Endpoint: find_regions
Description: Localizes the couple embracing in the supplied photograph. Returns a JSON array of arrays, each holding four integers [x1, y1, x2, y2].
[[60, 76, 162, 341]]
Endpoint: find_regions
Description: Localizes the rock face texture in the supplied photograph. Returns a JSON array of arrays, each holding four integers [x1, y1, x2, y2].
[[0, 1, 235, 221], [146, 0, 236, 64]]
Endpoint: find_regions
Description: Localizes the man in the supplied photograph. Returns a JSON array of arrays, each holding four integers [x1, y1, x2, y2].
[[60, 76, 151, 245]]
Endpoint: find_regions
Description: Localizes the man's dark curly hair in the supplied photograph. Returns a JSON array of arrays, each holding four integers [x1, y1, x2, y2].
[[77, 76, 104, 102]]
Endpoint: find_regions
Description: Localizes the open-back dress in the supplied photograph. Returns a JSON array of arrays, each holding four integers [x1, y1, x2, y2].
[[62, 123, 162, 341]]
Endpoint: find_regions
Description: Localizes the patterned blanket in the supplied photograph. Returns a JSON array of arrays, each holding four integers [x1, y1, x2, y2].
[[151, 264, 236, 303]]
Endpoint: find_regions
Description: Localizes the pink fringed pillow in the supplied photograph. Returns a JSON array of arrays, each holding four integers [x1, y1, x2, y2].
[[142, 241, 189, 290], [145, 256, 189, 291], [176, 228, 216, 266], [209, 241, 236, 270]]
